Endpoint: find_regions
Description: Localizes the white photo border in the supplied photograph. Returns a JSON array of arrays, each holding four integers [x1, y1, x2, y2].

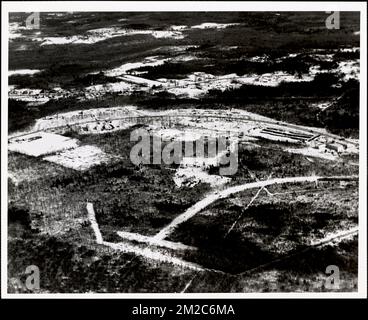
[[1, 1, 367, 299]]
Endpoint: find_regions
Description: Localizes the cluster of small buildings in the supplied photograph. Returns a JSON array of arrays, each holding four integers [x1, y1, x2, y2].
[[308, 137, 350, 156]]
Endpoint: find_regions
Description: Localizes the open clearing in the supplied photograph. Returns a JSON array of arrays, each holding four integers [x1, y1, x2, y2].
[[43, 145, 118, 171]]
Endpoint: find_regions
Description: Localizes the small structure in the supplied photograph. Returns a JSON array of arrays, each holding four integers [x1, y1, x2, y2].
[[326, 143, 345, 153]]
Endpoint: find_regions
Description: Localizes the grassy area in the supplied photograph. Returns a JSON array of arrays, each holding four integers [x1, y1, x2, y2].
[[167, 186, 358, 274], [8, 204, 357, 293], [8, 127, 211, 238], [234, 142, 359, 181], [8, 233, 195, 293]]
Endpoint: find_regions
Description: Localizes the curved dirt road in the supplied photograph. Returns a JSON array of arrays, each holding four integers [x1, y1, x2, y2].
[[153, 175, 357, 241]]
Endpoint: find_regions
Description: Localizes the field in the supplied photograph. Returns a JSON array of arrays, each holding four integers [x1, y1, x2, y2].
[[7, 11, 360, 293]]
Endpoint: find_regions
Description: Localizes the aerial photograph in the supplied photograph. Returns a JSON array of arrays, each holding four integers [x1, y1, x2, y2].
[[4, 8, 363, 294]]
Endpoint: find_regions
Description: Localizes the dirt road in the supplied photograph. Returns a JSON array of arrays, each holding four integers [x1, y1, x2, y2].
[[153, 175, 357, 241]]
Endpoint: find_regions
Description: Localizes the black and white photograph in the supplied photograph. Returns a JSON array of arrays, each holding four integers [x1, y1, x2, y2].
[[1, 1, 367, 299]]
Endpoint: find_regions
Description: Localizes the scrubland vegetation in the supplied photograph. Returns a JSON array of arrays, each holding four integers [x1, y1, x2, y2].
[[8, 11, 360, 293]]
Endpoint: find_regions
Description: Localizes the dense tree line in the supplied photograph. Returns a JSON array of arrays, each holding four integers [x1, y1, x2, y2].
[[319, 79, 359, 137]]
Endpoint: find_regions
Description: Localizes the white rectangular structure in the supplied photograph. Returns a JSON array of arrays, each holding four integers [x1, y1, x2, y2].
[[8, 132, 79, 157]]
